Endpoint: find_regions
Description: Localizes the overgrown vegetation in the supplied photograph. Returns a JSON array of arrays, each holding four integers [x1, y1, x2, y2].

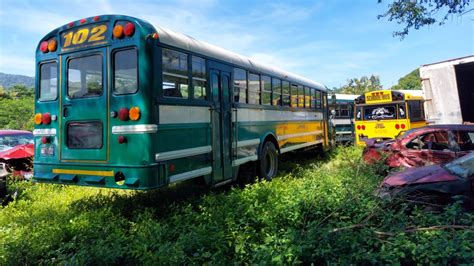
[[1, 147, 473, 264], [0, 85, 34, 130]]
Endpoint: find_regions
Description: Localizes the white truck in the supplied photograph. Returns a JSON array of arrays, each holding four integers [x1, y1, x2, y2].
[[420, 55, 474, 125]]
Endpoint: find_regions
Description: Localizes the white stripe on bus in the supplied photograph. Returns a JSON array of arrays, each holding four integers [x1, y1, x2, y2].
[[33, 128, 57, 136], [233, 138, 260, 148], [232, 155, 258, 167], [155, 146, 212, 162], [278, 130, 323, 141], [169, 167, 213, 183], [112, 124, 158, 134], [280, 140, 323, 153]]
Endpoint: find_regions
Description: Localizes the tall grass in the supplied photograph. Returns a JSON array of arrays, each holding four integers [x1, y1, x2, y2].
[[0, 147, 472, 264]]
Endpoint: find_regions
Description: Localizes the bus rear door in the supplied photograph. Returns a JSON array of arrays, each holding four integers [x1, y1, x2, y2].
[[59, 48, 109, 163]]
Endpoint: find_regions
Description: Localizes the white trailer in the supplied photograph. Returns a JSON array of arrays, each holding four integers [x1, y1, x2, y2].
[[420, 56, 474, 124]]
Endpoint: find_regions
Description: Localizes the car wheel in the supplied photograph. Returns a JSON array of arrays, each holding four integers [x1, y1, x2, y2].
[[258, 141, 278, 181]]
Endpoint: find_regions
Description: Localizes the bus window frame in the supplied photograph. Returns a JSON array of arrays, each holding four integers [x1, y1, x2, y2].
[[38, 60, 59, 102], [66, 53, 104, 99], [112, 47, 139, 96]]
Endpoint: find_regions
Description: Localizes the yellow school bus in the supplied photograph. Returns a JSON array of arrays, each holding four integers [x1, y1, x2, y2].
[[354, 90, 427, 146]]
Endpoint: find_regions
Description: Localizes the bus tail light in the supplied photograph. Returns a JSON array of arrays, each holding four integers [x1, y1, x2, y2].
[[395, 124, 400, 130], [118, 108, 129, 121], [117, 136, 127, 144], [113, 25, 124, 38], [129, 107, 140, 121], [47, 39, 57, 52], [41, 137, 49, 144], [34, 113, 42, 125], [40, 41, 48, 53], [41, 113, 51, 125], [401, 124, 406, 129], [124, 22, 135, 37], [361, 125, 366, 130], [357, 125, 361, 130]]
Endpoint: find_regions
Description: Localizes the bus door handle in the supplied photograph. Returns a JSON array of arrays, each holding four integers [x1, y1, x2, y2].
[[63, 104, 72, 118]]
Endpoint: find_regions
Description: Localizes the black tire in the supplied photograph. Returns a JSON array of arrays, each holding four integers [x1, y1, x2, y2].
[[0, 176, 6, 199], [258, 141, 278, 181]]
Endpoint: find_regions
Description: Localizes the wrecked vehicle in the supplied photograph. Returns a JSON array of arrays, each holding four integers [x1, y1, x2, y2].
[[363, 125, 474, 168], [0, 130, 34, 178], [378, 152, 474, 208]]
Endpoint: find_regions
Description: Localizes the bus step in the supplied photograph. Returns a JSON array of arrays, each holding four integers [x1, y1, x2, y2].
[[125, 178, 139, 187], [59, 174, 78, 183], [84, 176, 105, 184], [34, 173, 58, 181]]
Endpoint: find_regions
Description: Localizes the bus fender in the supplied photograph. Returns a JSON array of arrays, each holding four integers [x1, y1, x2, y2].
[[259, 133, 280, 157]]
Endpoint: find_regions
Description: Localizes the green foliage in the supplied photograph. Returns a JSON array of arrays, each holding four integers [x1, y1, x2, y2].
[[391, 68, 422, 90], [1, 147, 473, 264], [333, 75, 383, 95], [0, 85, 35, 131], [378, 0, 472, 39]]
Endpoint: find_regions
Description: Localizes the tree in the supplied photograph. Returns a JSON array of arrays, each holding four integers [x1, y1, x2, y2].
[[0, 86, 35, 130], [391, 68, 422, 90], [378, 0, 472, 38], [333, 75, 383, 95]]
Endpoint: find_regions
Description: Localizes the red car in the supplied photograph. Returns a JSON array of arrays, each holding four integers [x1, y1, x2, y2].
[[0, 130, 34, 179], [363, 125, 474, 168], [378, 152, 474, 208]]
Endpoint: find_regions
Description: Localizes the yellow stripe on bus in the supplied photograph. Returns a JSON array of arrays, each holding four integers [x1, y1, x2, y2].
[[52, 169, 114, 177]]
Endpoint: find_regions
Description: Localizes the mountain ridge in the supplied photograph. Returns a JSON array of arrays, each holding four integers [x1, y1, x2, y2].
[[0, 72, 35, 89]]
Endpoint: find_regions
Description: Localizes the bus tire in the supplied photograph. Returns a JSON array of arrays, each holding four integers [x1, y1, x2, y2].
[[258, 141, 278, 181]]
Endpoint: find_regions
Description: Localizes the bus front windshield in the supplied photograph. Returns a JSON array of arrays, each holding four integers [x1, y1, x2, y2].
[[359, 104, 406, 121]]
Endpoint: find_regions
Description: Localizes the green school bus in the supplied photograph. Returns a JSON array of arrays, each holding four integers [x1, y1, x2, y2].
[[33, 15, 329, 189]]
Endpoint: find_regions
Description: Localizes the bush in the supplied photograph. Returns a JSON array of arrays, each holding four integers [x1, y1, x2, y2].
[[0, 147, 472, 264]]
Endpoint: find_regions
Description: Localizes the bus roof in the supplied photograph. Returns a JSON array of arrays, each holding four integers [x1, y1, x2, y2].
[[154, 24, 327, 91]]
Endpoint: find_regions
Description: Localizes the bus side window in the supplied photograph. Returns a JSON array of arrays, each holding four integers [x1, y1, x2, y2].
[[192, 56, 207, 100], [162, 48, 189, 99], [298, 85, 304, 107], [282, 81, 290, 106], [290, 84, 298, 107], [272, 78, 282, 106], [233, 68, 247, 103], [261, 75, 271, 105], [310, 88, 316, 109], [248, 73, 260, 105], [305, 87, 311, 108], [315, 90, 322, 109], [398, 104, 406, 119]]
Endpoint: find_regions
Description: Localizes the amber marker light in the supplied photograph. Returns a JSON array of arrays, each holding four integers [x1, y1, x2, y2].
[[47, 39, 57, 52], [39, 41, 48, 53], [113, 25, 124, 38], [129, 107, 140, 121], [34, 113, 42, 125]]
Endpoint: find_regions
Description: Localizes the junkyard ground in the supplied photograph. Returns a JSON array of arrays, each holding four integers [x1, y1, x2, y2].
[[0, 147, 473, 264]]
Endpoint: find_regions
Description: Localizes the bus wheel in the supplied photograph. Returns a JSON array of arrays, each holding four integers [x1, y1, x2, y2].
[[258, 141, 278, 181]]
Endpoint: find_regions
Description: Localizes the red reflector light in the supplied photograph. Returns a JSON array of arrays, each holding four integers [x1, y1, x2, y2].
[[40, 41, 48, 53], [395, 124, 400, 130], [152, 32, 159, 39], [41, 113, 51, 125], [80, 18, 86, 24], [41, 137, 49, 144], [362, 125, 366, 130], [401, 124, 406, 129], [117, 136, 127, 144], [118, 108, 129, 121], [68, 22, 74, 28], [124, 22, 135, 37], [93, 16, 100, 22], [357, 125, 361, 130]]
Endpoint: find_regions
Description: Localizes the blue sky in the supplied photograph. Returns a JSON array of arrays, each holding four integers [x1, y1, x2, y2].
[[0, 0, 472, 88]]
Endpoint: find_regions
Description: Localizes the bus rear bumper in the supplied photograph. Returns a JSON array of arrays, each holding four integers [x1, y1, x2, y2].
[[33, 163, 165, 190]]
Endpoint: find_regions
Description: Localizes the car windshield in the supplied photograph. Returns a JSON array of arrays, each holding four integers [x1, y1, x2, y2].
[[0, 133, 34, 152], [443, 152, 474, 179]]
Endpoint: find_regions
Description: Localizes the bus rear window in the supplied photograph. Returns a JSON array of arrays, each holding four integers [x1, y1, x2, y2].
[[114, 49, 137, 94], [68, 55, 103, 98], [39, 62, 58, 101], [363, 105, 397, 120], [67, 121, 103, 149]]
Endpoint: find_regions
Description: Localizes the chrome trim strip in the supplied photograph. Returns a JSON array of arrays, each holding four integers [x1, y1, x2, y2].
[[112, 124, 158, 134], [232, 155, 258, 167], [278, 130, 323, 141], [280, 140, 323, 153], [336, 131, 353, 135], [33, 128, 57, 136], [233, 138, 260, 148], [169, 167, 212, 183], [155, 146, 212, 162]]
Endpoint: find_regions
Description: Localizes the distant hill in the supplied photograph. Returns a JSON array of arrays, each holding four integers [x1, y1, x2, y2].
[[0, 72, 34, 89]]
